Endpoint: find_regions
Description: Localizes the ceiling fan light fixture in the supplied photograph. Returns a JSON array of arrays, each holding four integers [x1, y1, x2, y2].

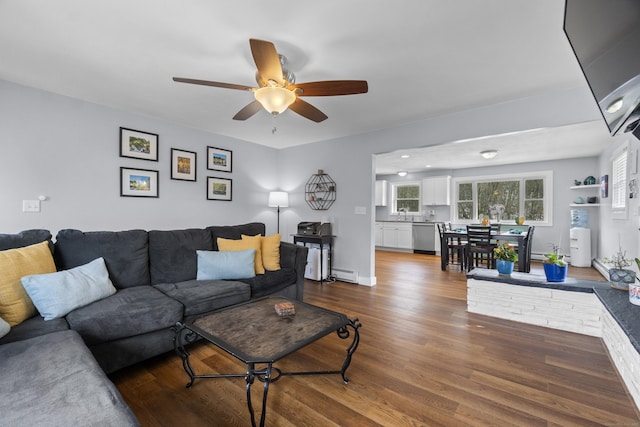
[[254, 86, 296, 114], [480, 150, 498, 159]]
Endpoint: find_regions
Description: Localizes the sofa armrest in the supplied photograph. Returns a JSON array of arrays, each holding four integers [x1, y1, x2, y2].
[[279, 242, 308, 300]]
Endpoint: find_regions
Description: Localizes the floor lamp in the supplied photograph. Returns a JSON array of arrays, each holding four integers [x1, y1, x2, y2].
[[268, 191, 289, 234]]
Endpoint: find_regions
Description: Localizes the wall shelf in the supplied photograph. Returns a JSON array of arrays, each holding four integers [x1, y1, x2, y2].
[[305, 170, 336, 210], [570, 203, 600, 207]]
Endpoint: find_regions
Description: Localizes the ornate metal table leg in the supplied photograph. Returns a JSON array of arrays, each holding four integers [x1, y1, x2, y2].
[[172, 322, 199, 388], [245, 362, 273, 427], [337, 317, 361, 383]]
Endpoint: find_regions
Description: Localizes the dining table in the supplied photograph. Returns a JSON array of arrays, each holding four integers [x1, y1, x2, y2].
[[440, 228, 529, 272]]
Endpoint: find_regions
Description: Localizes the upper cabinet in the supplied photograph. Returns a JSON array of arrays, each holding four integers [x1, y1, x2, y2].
[[422, 176, 451, 206], [375, 180, 388, 206]]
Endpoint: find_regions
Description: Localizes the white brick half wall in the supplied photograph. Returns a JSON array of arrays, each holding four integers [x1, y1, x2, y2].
[[467, 278, 603, 337]]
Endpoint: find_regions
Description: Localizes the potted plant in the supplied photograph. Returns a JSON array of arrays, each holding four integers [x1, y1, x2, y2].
[[543, 243, 567, 282], [601, 244, 635, 290], [493, 241, 517, 275]]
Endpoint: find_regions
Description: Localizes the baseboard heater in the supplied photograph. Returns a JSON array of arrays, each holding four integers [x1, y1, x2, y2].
[[332, 267, 359, 283]]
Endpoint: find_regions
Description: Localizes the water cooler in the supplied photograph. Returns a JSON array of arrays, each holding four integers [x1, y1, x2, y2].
[[570, 209, 591, 267]]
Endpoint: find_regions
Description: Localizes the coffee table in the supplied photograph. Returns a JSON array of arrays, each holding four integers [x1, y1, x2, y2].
[[173, 296, 361, 427]]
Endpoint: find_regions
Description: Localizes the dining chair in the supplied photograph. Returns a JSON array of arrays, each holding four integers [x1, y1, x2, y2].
[[512, 225, 535, 273], [438, 223, 466, 271], [466, 225, 495, 271]]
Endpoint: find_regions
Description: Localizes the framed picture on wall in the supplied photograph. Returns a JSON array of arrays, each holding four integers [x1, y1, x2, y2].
[[120, 167, 159, 197], [171, 148, 197, 181], [206, 177, 232, 201], [120, 127, 158, 161], [207, 146, 232, 172]]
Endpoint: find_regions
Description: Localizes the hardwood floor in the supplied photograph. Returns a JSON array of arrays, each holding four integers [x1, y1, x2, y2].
[[111, 251, 640, 426]]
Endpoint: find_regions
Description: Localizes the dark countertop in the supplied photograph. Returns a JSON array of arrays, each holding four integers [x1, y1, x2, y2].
[[467, 269, 640, 353], [594, 288, 640, 353]]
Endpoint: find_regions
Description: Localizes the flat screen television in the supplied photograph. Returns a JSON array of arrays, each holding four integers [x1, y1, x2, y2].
[[564, 0, 640, 135]]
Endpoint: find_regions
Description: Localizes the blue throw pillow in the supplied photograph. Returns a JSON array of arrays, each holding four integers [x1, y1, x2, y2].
[[21, 257, 117, 320], [196, 249, 256, 280]]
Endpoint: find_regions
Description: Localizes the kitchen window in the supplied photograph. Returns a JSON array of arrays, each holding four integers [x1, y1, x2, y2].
[[391, 182, 421, 214], [453, 171, 552, 224]]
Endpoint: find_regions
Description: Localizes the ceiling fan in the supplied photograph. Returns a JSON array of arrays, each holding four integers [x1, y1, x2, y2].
[[173, 39, 368, 123]]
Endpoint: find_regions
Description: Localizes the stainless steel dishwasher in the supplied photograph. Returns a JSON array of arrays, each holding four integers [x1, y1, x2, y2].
[[413, 223, 436, 254]]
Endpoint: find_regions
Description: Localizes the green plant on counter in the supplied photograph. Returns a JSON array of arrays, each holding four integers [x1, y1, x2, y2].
[[544, 243, 566, 267], [493, 241, 517, 262]]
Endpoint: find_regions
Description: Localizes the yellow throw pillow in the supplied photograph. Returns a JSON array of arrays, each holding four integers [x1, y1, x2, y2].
[[247, 233, 281, 271], [217, 236, 265, 275], [0, 241, 57, 326]]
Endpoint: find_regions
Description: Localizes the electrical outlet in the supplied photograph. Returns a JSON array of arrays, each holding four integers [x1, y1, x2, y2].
[[22, 200, 40, 213]]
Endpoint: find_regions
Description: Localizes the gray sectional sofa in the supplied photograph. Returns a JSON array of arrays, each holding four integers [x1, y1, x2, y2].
[[0, 223, 308, 426]]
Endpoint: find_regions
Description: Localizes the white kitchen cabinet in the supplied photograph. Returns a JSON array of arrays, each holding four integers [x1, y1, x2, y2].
[[380, 222, 413, 249], [375, 222, 384, 246], [375, 180, 388, 206], [422, 176, 451, 206]]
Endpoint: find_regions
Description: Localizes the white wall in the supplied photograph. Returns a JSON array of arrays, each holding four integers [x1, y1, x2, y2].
[[597, 133, 640, 267], [0, 80, 280, 236]]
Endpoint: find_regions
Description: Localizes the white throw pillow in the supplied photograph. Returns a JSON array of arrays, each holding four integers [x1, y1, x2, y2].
[[21, 257, 117, 320], [0, 316, 9, 339]]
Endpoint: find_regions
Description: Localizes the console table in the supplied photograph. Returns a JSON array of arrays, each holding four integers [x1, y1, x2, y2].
[[293, 234, 334, 284]]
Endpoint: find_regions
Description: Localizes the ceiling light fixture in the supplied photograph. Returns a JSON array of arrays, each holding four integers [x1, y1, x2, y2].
[[401, 154, 410, 158], [606, 97, 624, 114], [480, 150, 498, 159], [254, 86, 296, 114], [398, 171, 408, 177]]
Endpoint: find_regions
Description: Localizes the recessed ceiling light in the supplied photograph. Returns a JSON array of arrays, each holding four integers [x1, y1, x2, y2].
[[480, 150, 498, 159], [400, 154, 410, 158], [606, 97, 624, 114], [397, 171, 408, 176], [425, 165, 432, 168]]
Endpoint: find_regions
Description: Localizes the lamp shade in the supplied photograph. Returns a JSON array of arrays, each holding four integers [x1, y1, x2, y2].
[[254, 87, 296, 114], [268, 191, 289, 207]]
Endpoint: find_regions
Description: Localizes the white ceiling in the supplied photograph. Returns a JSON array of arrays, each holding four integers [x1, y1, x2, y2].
[[0, 0, 609, 170]]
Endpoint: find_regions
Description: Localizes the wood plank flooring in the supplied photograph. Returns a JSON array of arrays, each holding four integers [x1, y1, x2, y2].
[[111, 251, 640, 426]]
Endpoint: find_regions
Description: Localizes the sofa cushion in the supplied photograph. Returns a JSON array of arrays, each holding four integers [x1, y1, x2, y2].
[[0, 241, 57, 326], [65, 286, 183, 345], [217, 236, 265, 274], [244, 233, 281, 271], [154, 279, 251, 317], [0, 315, 69, 345], [239, 268, 298, 298], [207, 222, 265, 250], [148, 228, 213, 284], [22, 257, 117, 321], [196, 249, 255, 280], [0, 330, 139, 427], [0, 229, 53, 252], [54, 229, 150, 288]]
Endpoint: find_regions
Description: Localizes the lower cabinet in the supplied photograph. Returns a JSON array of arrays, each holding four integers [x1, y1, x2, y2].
[[378, 222, 413, 249]]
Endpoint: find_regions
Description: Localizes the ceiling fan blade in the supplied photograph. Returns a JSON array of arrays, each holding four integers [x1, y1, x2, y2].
[[249, 39, 283, 85], [232, 100, 263, 121], [288, 98, 328, 123], [290, 80, 368, 96], [173, 77, 255, 91]]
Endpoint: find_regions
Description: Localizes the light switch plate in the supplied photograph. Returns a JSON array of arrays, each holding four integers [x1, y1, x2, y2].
[[354, 206, 366, 215], [22, 200, 40, 213]]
